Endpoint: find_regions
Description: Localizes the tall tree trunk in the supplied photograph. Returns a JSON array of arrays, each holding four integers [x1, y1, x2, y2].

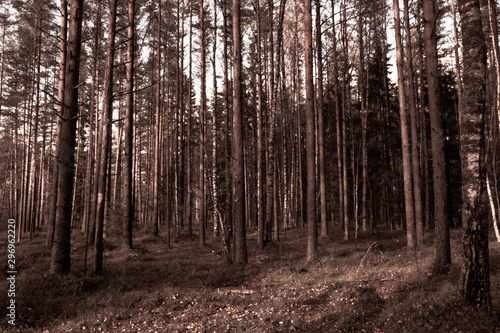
[[94, 0, 118, 275], [83, 0, 100, 239], [304, 0, 318, 261], [404, 0, 423, 246], [223, 0, 232, 262], [200, 0, 207, 247], [417, 3, 430, 232], [232, 0, 247, 264], [212, 0, 219, 237], [458, 0, 491, 309], [187, 0, 193, 236], [47, 0, 67, 248], [331, 0, 343, 234], [50, 0, 84, 275], [424, 0, 451, 266], [341, 3, 349, 240], [256, 0, 265, 248], [123, 0, 135, 249], [266, 0, 276, 243], [316, 0, 327, 239], [358, 0, 368, 233], [153, 0, 161, 236], [393, 0, 415, 249], [295, 0, 303, 228]]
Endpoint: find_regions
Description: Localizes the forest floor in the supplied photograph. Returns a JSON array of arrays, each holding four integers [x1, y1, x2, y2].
[[1, 224, 500, 332]]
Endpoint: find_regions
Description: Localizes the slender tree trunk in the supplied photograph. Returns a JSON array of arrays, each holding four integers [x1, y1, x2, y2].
[[256, 0, 265, 248], [83, 0, 100, 239], [404, 0, 423, 246], [94, 0, 118, 275], [295, 0, 303, 228], [341, 2, 349, 240], [394, 0, 416, 249], [358, 0, 368, 233], [424, 0, 451, 265], [50, 0, 84, 275], [232, 0, 247, 264], [187, 0, 193, 236], [266, 0, 276, 243], [200, 0, 207, 247], [417, 4, 430, 232], [153, 0, 161, 236], [315, 0, 327, 239], [223, 0, 232, 262], [212, 0, 219, 237], [47, 0, 67, 248], [304, 0, 318, 261], [331, 1, 343, 234], [123, 0, 135, 249]]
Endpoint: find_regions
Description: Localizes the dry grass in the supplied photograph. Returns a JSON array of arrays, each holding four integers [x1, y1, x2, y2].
[[1, 225, 499, 332]]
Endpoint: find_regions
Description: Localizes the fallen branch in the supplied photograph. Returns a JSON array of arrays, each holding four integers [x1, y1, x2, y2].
[[356, 242, 378, 278]]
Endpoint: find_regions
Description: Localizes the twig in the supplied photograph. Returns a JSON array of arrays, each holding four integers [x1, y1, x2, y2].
[[356, 242, 377, 278]]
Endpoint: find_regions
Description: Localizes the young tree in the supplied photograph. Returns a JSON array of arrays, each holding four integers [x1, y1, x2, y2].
[[458, 0, 492, 309], [50, 0, 84, 275]]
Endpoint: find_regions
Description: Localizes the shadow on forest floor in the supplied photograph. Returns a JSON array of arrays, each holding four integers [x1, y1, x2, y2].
[[1, 224, 499, 332]]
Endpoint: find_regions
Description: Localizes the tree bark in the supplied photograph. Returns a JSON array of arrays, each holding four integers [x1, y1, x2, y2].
[[255, 0, 265, 248], [123, 0, 135, 249], [316, 0, 327, 239], [404, 0, 423, 246], [304, 0, 318, 262], [393, 0, 415, 249], [47, 0, 67, 248], [50, 0, 84, 275], [94, 0, 118, 275], [232, 0, 247, 265], [458, 0, 492, 309], [423, 0, 451, 266], [200, 0, 207, 247]]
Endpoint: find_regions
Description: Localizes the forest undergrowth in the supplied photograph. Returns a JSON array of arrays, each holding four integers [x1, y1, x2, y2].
[[1, 225, 500, 332]]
